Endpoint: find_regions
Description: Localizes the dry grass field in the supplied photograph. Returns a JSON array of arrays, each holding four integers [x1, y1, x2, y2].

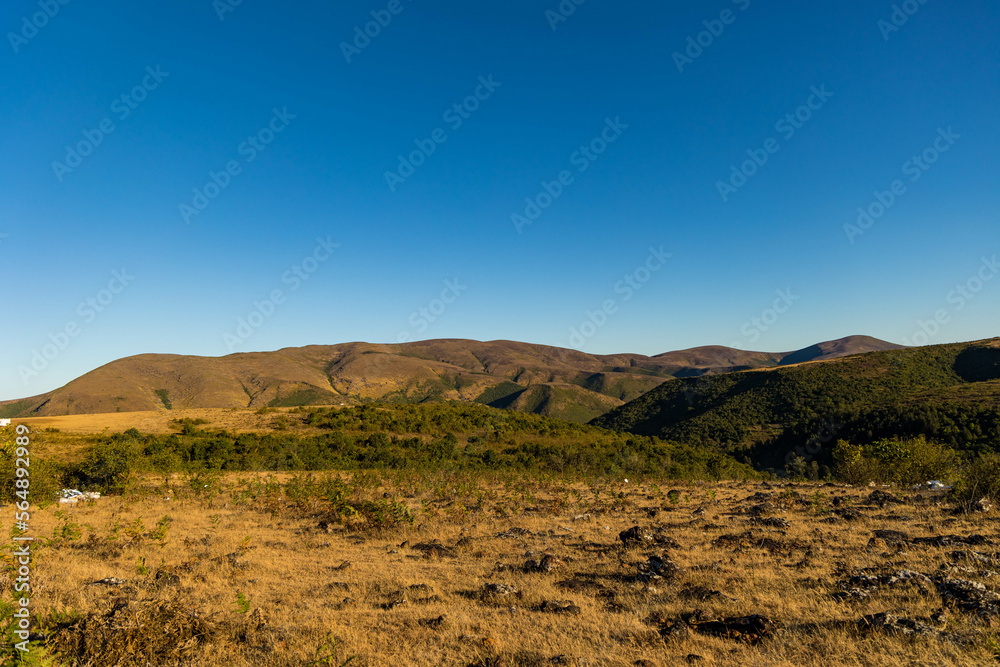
[[18, 408, 303, 437], [15, 408, 326, 462], [6, 471, 1000, 666]]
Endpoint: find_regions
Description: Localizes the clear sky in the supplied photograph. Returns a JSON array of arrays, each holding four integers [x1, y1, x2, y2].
[[1, 0, 998, 400]]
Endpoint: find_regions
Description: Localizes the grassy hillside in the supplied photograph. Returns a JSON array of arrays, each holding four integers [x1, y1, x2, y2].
[[0, 336, 900, 423], [591, 338, 1000, 469]]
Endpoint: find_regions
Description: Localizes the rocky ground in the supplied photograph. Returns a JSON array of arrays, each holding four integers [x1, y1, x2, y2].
[[7, 477, 1000, 666]]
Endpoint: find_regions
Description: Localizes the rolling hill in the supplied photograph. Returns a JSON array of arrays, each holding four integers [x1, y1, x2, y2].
[[591, 337, 1000, 469], [0, 336, 901, 423]]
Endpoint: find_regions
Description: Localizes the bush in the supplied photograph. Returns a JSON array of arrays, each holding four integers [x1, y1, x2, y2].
[[67, 439, 138, 493], [953, 453, 1000, 509], [0, 426, 65, 503], [832, 436, 959, 487]]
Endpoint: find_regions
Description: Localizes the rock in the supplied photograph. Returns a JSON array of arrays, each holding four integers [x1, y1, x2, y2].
[[835, 569, 933, 599], [525, 554, 564, 573], [835, 508, 861, 521], [865, 490, 901, 507], [496, 527, 533, 539], [936, 576, 1000, 618], [680, 613, 778, 644], [153, 570, 180, 587], [831, 588, 871, 602], [420, 614, 447, 628], [947, 550, 1000, 567], [411, 540, 456, 558], [751, 517, 790, 529], [873, 529, 909, 543], [539, 600, 581, 614], [87, 577, 126, 587], [680, 585, 736, 602], [637, 554, 681, 582], [973, 497, 994, 513], [747, 502, 776, 517], [620, 525, 653, 545], [912, 534, 991, 547], [572, 513, 592, 521], [857, 612, 939, 637], [481, 583, 520, 599], [656, 619, 691, 641], [619, 525, 681, 549]]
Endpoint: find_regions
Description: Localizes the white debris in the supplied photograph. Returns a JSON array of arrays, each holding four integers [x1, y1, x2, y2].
[[911, 480, 952, 491], [60, 489, 101, 501]]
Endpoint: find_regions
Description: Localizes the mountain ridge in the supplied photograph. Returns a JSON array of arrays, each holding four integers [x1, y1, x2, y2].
[[590, 336, 1000, 468], [1, 335, 904, 422]]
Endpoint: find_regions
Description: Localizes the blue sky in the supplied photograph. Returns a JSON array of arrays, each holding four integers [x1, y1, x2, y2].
[[2, 0, 998, 400]]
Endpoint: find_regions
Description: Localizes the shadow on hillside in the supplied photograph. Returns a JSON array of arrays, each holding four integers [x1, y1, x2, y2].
[[954, 346, 1000, 382]]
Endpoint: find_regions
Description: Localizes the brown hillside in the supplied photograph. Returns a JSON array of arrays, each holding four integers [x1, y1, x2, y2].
[[0, 336, 902, 422]]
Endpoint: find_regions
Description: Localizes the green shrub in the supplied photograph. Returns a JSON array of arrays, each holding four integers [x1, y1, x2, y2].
[[0, 427, 65, 503], [953, 453, 1000, 509], [833, 436, 959, 486], [68, 439, 138, 494]]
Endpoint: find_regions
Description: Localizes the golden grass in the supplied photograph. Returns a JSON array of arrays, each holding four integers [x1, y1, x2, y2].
[[18, 407, 308, 437], [4, 475, 998, 666]]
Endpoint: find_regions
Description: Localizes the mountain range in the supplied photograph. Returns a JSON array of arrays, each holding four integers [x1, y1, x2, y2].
[[0, 335, 902, 423]]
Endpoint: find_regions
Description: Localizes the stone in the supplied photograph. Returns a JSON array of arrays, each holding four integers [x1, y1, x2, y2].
[[865, 490, 901, 507], [973, 497, 994, 513], [482, 583, 520, 599], [747, 502, 776, 517], [420, 614, 447, 628], [539, 600, 581, 614], [936, 576, 1000, 618], [857, 612, 939, 637], [680, 613, 778, 644], [619, 525, 653, 545], [496, 527, 533, 539], [525, 554, 564, 573]]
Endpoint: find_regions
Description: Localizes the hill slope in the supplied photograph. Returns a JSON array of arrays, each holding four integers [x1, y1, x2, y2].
[[591, 338, 1000, 468], [0, 336, 902, 423]]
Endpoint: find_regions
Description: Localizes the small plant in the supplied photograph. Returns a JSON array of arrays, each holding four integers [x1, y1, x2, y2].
[[136, 556, 150, 576], [308, 632, 357, 666], [984, 633, 1000, 662], [125, 517, 146, 542], [235, 591, 252, 614], [151, 515, 171, 546], [810, 491, 830, 513], [667, 489, 681, 505]]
